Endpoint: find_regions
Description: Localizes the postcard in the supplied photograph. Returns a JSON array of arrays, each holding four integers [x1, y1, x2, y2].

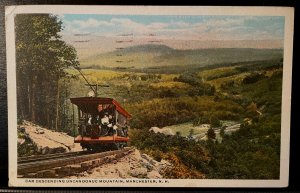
[[6, 5, 294, 187]]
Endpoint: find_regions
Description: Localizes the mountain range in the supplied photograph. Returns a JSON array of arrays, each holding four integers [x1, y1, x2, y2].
[[79, 44, 283, 69]]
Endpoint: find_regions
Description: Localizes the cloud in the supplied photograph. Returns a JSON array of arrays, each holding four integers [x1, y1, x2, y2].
[[73, 18, 114, 28], [148, 22, 169, 30], [110, 18, 148, 34], [61, 15, 284, 41], [205, 17, 244, 27]]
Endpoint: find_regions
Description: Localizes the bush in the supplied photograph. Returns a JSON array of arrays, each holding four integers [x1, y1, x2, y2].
[[211, 116, 221, 127], [158, 89, 177, 98], [130, 129, 209, 178], [207, 128, 216, 139], [242, 72, 266, 84], [193, 115, 220, 128], [175, 72, 215, 96]]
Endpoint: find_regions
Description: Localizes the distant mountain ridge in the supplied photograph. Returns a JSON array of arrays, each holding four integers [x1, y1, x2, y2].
[[117, 44, 174, 54], [80, 44, 283, 69]]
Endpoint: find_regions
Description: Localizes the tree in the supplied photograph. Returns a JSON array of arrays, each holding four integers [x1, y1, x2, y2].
[[207, 128, 216, 139], [188, 129, 195, 139], [15, 14, 79, 129], [210, 115, 221, 128], [242, 72, 266, 84], [220, 127, 225, 137], [175, 131, 181, 137], [246, 102, 258, 120]]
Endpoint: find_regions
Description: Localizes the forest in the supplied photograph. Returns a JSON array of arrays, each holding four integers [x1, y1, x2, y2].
[[15, 14, 79, 130], [129, 68, 282, 179], [16, 14, 283, 179]]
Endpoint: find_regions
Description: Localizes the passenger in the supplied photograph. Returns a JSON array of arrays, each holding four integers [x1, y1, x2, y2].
[[122, 125, 128, 137], [87, 115, 92, 125], [97, 104, 103, 113], [101, 113, 109, 125], [100, 113, 109, 136], [108, 114, 113, 123], [113, 125, 118, 135], [107, 122, 114, 136], [121, 120, 128, 137], [91, 115, 98, 125], [82, 125, 87, 136]]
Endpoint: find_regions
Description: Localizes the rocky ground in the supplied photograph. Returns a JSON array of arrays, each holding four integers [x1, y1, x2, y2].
[[18, 120, 82, 155], [18, 121, 172, 179], [149, 127, 175, 136], [68, 149, 172, 179]]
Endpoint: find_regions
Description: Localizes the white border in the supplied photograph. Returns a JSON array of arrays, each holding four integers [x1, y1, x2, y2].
[[5, 5, 294, 187]]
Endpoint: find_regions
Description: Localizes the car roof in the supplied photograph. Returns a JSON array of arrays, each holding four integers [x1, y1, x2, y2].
[[70, 97, 131, 118]]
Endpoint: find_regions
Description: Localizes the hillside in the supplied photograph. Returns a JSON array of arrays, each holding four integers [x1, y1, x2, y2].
[[80, 44, 283, 69]]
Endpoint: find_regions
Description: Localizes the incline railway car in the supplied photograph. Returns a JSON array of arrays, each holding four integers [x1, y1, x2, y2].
[[71, 97, 131, 151]]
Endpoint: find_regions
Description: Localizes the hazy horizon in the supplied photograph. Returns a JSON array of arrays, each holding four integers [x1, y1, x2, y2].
[[59, 14, 285, 60]]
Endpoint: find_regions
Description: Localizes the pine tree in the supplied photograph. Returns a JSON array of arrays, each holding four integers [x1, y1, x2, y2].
[[207, 127, 216, 139], [15, 14, 79, 129]]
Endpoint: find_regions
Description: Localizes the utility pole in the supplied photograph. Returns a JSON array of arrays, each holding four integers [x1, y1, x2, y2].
[[74, 67, 109, 97]]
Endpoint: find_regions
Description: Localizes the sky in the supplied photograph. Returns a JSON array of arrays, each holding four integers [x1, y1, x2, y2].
[[60, 14, 285, 41]]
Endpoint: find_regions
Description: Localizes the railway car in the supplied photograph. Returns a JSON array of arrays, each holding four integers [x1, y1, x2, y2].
[[70, 97, 131, 151]]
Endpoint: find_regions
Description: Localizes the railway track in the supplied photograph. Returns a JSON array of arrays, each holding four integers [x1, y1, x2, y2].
[[18, 151, 88, 164], [18, 147, 134, 178]]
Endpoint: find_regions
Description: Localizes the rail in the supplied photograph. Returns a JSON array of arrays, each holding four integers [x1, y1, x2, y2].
[[18, 147, 134, 177], [18, 151, 88, 164]]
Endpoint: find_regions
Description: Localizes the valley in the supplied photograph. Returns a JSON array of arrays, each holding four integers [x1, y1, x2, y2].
[[60, 46, 283, 179]]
